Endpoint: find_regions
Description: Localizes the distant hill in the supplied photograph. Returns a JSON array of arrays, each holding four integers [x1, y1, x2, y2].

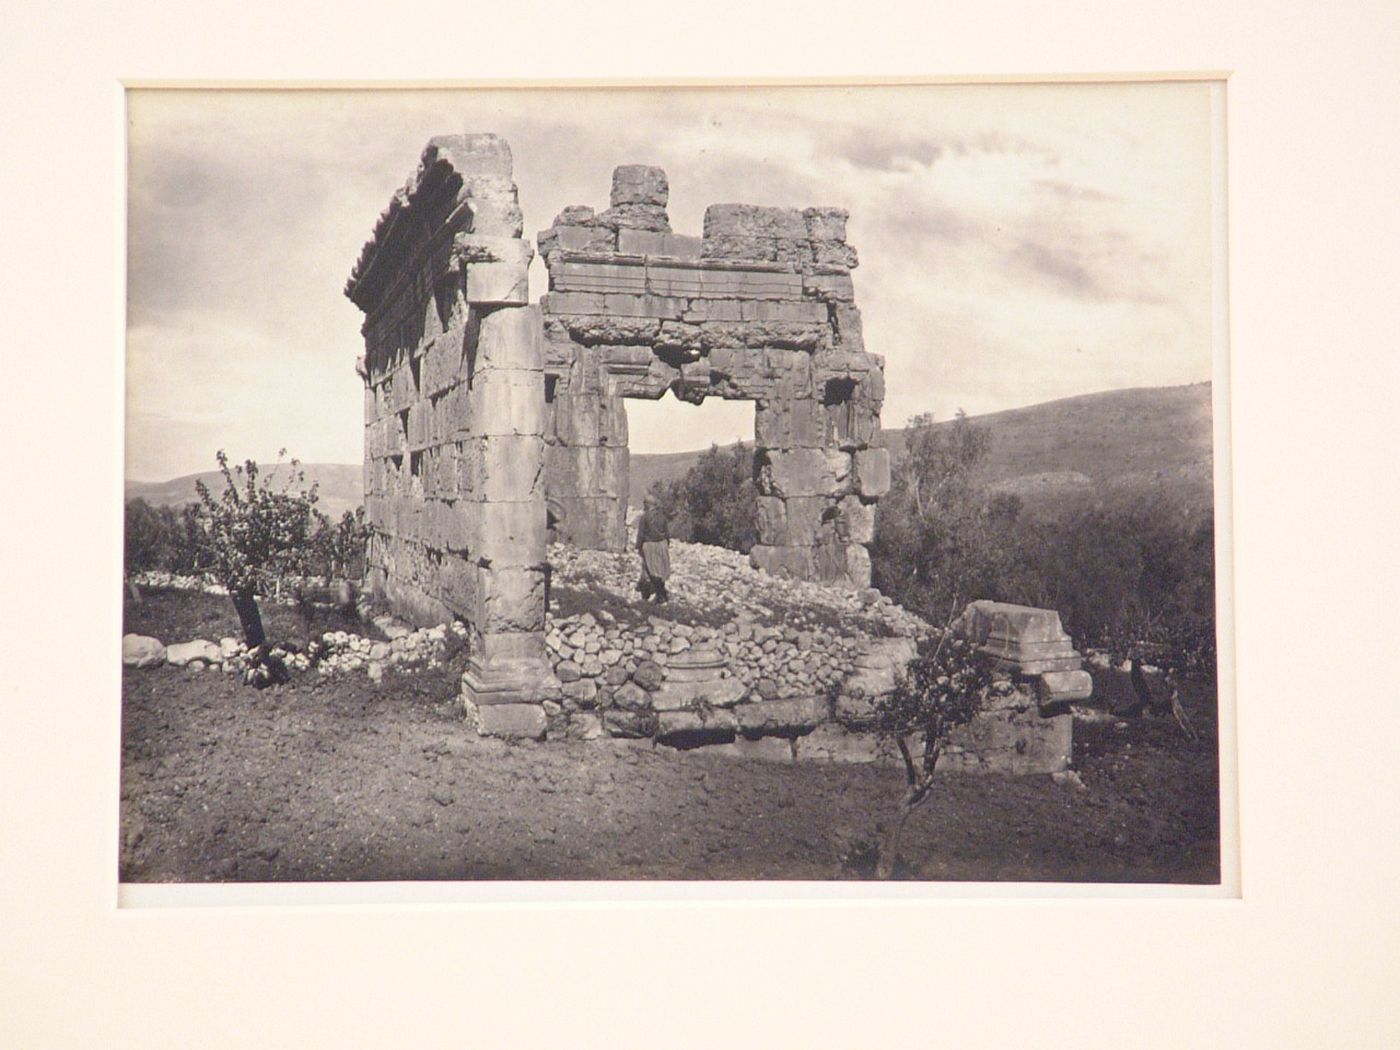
[[125, 463, 363, 521], [881, 382, 1215, 518], [630, 383, 1215, 518], [127, 384, 1215, 522]]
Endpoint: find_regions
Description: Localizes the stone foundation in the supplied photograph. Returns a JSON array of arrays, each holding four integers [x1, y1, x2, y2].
[[532, 598, 1084, 775]]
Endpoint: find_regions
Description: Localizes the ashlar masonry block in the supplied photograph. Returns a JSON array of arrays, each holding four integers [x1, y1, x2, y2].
[[471, 368, 546, 437], [853, 447, 891, 498], [480, 435, 546, 503], [758, 448, 853, 498], [476, 303, 545, 371]]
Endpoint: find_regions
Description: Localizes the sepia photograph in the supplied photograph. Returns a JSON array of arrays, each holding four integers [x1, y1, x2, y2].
[[120, 81, 1229, 886]]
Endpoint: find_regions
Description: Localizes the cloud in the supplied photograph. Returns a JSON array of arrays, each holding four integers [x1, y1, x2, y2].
[[124, 84, 1214, 480], [1008, 239, 1107, 300], [1034, 178, 1116, 203], [829, 126, 945, 172]]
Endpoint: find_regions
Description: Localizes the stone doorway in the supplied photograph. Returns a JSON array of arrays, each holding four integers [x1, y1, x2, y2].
[[621, 392, 757, 541], [538, 164, 889, 589]]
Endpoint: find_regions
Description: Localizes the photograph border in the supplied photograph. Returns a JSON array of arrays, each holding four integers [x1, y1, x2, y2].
[[118, 73, 1236, 907]]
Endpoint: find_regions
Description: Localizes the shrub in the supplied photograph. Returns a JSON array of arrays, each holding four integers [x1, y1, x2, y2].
[[124, 499, 204, 575], [310, 506, 370, 581], [870, 410, 1217, 680], [648, 442, 758, 553]]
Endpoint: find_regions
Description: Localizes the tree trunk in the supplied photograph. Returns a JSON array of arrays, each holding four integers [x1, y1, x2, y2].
[[230, 587, 266, 650], [877, 798, 917, 880]]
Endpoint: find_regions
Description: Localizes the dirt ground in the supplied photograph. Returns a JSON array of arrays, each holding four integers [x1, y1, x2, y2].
[[120, 588, 1221, 883]]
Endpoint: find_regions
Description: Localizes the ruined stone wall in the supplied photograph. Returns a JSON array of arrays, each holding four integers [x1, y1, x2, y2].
[[345, 135, 557, 724], [537, 166, 890, 589]]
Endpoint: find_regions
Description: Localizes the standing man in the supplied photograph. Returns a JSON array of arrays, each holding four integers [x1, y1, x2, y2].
[[636, 494, 671, 604]]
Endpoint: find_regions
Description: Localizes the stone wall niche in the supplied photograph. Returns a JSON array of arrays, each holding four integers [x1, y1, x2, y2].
[[345, 134, 558, 737], [537, 165, 887, 588]]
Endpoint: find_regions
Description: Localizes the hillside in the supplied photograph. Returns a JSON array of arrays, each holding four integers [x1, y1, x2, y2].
[[125, 463, 363, 521], [126, 384, 1215, 521], [631, 383, 1215, 517], [882, 382, 1215, 517]]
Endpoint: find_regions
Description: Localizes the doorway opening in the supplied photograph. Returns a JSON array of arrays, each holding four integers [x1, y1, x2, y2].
[[623, 393, 758, 553]]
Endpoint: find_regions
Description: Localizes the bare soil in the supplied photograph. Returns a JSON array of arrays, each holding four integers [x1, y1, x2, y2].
[[120, 588, 1220, 883]]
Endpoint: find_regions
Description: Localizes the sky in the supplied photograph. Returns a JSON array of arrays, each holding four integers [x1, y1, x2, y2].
[[125, 82, 1216, 481]]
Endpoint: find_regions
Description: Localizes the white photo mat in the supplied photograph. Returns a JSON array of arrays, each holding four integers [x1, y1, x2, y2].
[[3, 0, 1397, 1045]]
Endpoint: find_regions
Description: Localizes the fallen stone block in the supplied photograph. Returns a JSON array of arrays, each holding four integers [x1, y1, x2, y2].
[[1038, 669, 1093, 703], [122, 634, 166, 669], [603, 708, 656, 738], [734, 696, 828, 735], [941, 710, 1072, 775], [954, 600, 1086, 677], [655, 707, 738, 747], [166, 640, 221, 668]]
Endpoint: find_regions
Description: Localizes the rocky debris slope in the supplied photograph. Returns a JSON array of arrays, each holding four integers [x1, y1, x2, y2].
[[540, 540, 940, 747], [546, 540, 927, 700]]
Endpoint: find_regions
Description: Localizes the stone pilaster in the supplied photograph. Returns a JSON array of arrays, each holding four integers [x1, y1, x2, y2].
[[460, 302, 560, 720]]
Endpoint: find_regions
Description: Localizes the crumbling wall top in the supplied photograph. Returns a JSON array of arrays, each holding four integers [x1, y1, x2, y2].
[[536, 165, 858, 274], [345, 134, 522, 313]]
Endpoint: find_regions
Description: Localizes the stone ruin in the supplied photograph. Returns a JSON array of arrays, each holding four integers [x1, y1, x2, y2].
[[346, 135, 560, 736], [344, 133, 1088, 769], [537, 163, 887, 588]]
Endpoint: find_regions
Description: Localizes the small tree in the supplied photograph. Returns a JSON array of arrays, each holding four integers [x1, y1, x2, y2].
[[873, 411, 1002, 619], [648, 442, 758, 554], [193, 450, 319, 652], [873, 630, 993, 879]]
